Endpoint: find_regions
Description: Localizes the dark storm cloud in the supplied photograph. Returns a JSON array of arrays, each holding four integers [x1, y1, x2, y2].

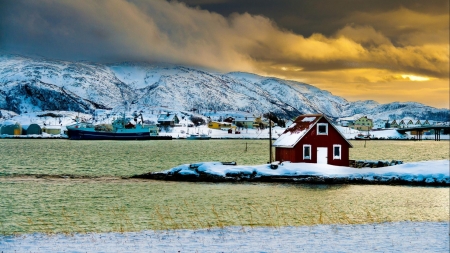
[[0, 0, 448, 107], [178, 0, 449, 36], [1, 0, 447, 75], [0, 0, 169, 62]]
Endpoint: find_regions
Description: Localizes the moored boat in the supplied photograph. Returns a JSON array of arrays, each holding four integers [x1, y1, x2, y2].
[[186, 133, 211, 140], [354, 133, 371, 140], [66, 114, 172, 140]]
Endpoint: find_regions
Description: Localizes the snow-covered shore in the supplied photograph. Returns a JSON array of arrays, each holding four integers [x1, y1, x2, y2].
[[134, 160, 450, 185], [1, 222, 448, 252], [2, 109, 449, 140]]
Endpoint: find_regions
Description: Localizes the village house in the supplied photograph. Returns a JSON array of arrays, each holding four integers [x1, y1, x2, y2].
[[389, 119, 432, 129], [42, 125, 62, 135], [272, 114, 353, 167], [233, 117, 255, 129], [350, 116, 373, 131], [157, 113, 180, 127], [252, 115, 271, 129], [337, 117, 355, 127], [22, 123, 42, 135], [421, 120, 431, 126], [373, 119, 388, 129], [207, 121, 234, 130], [223, 117, 234, 123], [390, 119, 399, 128], [0, 120, 22, 135]]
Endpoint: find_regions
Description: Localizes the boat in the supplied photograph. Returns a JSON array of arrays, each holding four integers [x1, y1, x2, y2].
[[354, 133, 371, 140], [186, 133, 211, 140], [66, 113, 172, 140]]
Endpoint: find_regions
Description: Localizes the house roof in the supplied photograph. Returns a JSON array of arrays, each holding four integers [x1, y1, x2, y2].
[[272, 114, 353, 148], [43, 125, 61, 129], [234, 117, 255, 122], [157, 113, 178, 122]]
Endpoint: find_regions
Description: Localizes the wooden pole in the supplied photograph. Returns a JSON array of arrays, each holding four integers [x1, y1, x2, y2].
[[269, 118, 272, 163]]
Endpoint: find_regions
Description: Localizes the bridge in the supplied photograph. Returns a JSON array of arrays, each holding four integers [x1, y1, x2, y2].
[[396, 126, 450, 141]]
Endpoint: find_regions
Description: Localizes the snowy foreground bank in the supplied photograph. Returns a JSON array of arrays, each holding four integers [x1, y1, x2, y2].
[[134, 160, 450, 185], [1, 222, 448, 252]]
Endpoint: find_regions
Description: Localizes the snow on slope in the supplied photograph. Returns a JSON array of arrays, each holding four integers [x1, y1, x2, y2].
[[0, 55, 134, 110], [0, 54, 448, 121]]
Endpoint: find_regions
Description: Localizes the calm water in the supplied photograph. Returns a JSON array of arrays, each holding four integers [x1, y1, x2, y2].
[[0, 139, 448, 235], [0, 139, 448, 177]]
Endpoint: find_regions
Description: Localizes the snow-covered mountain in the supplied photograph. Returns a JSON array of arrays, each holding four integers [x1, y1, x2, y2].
[[0, 54, 448, 121]]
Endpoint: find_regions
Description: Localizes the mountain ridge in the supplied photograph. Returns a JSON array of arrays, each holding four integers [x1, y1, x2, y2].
[[0, 54, 448, 121]]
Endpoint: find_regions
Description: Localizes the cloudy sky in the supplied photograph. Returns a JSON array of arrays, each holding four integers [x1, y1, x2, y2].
[[0, 0, 448, 108]]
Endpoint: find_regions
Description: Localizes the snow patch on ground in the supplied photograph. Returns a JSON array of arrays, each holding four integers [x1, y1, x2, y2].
[[1, 222, 448, 252], [167, 160, 450, 184]]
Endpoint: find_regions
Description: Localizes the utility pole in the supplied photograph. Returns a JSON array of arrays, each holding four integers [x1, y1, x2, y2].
[[269, 116, 272, 163]]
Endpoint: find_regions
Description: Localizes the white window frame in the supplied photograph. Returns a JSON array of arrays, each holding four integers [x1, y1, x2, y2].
[[317, 123, 328, 135], [303, 144, 312, 160], [333, 144, 341, 160]]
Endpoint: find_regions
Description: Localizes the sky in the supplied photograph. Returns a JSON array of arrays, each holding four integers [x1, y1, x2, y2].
[[0, 0, 449, 108]]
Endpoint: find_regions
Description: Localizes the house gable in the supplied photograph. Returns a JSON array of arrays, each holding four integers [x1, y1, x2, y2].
[[273, 114, 352, 148]]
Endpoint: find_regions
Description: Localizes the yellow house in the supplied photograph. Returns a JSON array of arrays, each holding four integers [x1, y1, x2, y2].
[[350, 116, 373, 131], [208, 121, 234, 130], [0, 121, 22, 135], [252, 116, 271, 129], [42, 125, 61, 135]]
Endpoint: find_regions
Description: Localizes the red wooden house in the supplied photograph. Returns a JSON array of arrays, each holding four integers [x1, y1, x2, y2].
[[272, 114, 353, 166]]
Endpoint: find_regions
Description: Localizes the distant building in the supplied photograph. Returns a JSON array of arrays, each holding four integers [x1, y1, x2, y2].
[[22, 124, 42, 135], [208, 121, 234, 130], [43, 125, 61, 135], [233, 117, 255, 129], [157, 113, 180, 127], [253, 115, 271, 129], [390, 120, 399, 128], [373, 119, 387, 129], [223, 117, 234, 123], [422, 120, 431, 126], [350, 116, 373, 131], [337, 117, 355, 127], [1, 120, 22, 135]]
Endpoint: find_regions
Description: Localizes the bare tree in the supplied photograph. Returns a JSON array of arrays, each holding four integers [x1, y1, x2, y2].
[[190, 115, 205, 126]]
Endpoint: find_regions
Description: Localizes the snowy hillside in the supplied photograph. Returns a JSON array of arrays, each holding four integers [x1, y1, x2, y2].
[[0, 54, 448, 121]]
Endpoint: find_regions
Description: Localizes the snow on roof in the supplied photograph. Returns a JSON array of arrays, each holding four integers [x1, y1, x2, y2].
[[43, 125, 61, 129], [272, 114, 321, 147], [234, 117, 255, 121], [1, 120, 19, 126], [211, 121, 232, 125], [301, 117, 317, 122], [157, 113, 178, 121]]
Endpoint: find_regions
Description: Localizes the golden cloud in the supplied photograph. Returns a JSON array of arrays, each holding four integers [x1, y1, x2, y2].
[[2, 0, 449, 107]]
